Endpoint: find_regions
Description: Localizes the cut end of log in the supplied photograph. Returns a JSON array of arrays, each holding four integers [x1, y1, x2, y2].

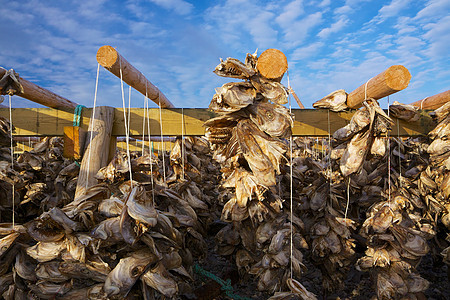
[[97, 45, 119, 68], [257, 49, 288, 80], [385, 65, 411, 91]]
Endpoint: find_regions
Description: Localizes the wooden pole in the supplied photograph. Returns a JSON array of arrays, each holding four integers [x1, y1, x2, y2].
[[346, 65, 411, 109], [256, 49, 288, 81], [0, 68, 78, 112], [410, 90, 450, 110], [289, 88, 305, 109], [96, 45, 175, 108], [74, 106, 114, 199]]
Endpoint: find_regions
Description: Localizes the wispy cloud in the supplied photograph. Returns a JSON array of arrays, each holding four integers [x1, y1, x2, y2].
[[371, 0, 412, 24], [317, 16, 348, 38], [148, 0, 194, 15]]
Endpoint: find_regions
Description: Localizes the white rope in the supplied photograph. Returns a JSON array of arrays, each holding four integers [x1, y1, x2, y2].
[[287, 70, 293, 279], [397, 118, 402, 187], [146, 94, 155, 205], [141, 89, 148, 156], [345, 178, 350, 219], [8, 95, 14, 227], [86, 63, 100, 191], [364, 77, 373, 100], [420, 97, 428, 110], [328, 110, 332, 208], [119, 61, 133, 187], [181, 107, 185, 180], [158, 97, 166, 184], [387, 96, 391, 205]]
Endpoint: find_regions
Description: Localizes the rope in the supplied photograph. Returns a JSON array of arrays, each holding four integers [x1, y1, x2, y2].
[[141, 91, 147, 156], [146, 93, 155, 205], [387, 96, 391, 205], [158, 98, 166, 184], [287, 70, 293, 279], [193, 264, 251, 300], [345, 178, 350, 219], [181, 107, 185, 180], [119, 61, 133, 187], [8, 94, 14, 227], [328, 110, 332, 208], [85, 63, 100, 191], [397, 118, 402, 187], [420, 97, 428, 110], [72, 105, 86, 127], [364, 77, 374, 100]]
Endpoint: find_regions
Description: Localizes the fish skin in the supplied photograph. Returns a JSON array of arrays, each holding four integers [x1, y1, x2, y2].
[[340, 130, 373, 177], [313, 89, 348, 112], [104, 250, 159, 297]]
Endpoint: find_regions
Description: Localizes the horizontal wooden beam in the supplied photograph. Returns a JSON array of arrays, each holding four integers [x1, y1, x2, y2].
[[0, 108, 435, 137], [410, 90, 450, 110], [0, 68, 78, 112]]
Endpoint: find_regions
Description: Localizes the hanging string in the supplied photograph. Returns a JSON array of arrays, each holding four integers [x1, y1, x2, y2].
[[128, 86, 132, 137], [146, 93, 155, 205], [181, 107, 185, 180], [287, 70, 294, 279], [387, 96, 391, 205], [158, 97, 166, 184], [328, 110, 332, 209], [86, 63, 100, 191], [141, 86, 148, 156], [8, 94, 15, 227], [345, 178, 350, 219], [119, 61, 133, 188], [397, 118, 402, 187]]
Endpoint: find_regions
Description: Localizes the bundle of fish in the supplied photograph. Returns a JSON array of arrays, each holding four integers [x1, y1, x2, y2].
[[425, 102, 450, 268], [205, 52, 316, 296], [356, 195, 433, 299]]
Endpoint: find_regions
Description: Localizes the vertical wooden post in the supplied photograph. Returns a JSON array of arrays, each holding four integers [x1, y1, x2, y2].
[[75, 106, 114, 199]]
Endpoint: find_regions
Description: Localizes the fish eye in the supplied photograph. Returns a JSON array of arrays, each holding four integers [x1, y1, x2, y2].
[[131, 266, 141, 277], [266, 111, 274, 120], [359, 150, 364, 156]]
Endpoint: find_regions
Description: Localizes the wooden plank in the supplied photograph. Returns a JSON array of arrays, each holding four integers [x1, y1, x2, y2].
[[63, 126, 87, 160], [75, 106, 114, 199], [0, 108, 435, 137]]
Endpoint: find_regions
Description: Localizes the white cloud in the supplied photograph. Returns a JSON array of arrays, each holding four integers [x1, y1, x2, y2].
[[371, 0, 412, 24], [335, 5, 352, 15], [280, 12, 323, 48], [317, 17, 348, 38], [291, 42, 324, 60], [415, 0, 450, 20], [275, 0, 304, 28], [148, 0, 194, 15], [318, 0, 331, 8], [422, 15, 450, 58]]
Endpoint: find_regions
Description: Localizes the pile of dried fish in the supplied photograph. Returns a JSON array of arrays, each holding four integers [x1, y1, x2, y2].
[[0, 133, 224, 298]]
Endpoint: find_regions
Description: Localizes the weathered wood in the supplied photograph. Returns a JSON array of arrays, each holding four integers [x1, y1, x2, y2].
[[0, 68, 78, 112], [289, 88, 305, 109], [74, 106, 114, 199], [97, 46, 175, 108], [410, 90, 450, 110], [63, 126, 87, 160], [0, 108, 434, 137], [256, 49, 288, 81], [347, 65, 411, 109]]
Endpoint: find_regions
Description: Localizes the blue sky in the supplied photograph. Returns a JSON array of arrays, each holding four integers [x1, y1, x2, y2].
[[1, 0, 449, 109]]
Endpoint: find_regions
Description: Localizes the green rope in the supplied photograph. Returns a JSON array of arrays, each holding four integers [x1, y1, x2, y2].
[[73, 105, 86, 127], [193, 264, 251, 300]]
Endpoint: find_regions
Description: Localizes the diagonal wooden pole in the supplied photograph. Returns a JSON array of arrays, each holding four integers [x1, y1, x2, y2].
[[96, 45, 175, 108]]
